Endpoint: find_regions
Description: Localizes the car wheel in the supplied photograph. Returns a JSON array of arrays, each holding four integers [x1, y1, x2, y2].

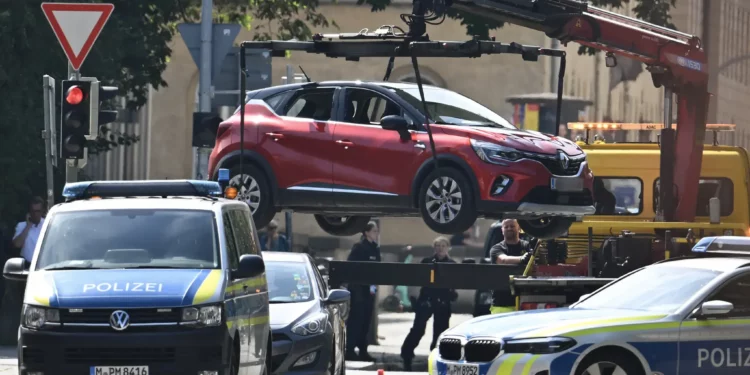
[[574, 349, 645, 375], [228, 163, 275, 228], [314, 215, 371, 236], [228, 340, 240, 375], [418, 167, 476, 234], [329, 341, 337, 375], [518, 217, 574, 240]]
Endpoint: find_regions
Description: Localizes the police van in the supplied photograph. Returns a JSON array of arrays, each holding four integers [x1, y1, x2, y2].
[[3, 174, 270, 375]]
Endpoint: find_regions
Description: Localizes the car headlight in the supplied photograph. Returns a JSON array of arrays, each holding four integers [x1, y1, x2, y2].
[[182, 304, 222, 326], [22, 305, 59, 329], [503, 337, 577, 354], [470, 139, 523, 163], [291, 312, 328, 336]]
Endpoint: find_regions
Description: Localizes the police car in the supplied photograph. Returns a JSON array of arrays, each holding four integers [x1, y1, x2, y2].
[[427, 236, 750, 375], [3, 173, 271, 375]]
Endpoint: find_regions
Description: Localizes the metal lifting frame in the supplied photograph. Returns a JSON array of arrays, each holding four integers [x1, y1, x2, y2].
[[238, 31, 567, 195]]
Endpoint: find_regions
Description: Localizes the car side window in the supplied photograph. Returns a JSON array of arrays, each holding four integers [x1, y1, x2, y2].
[[707, 273, 750, 318], [344, 88, 404, 125], [282, 88, 336, 121], [308, 256, 328, 297], [222, 212, 240, 270]]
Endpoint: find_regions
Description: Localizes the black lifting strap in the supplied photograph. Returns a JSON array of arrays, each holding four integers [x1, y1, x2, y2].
[[554, 54, 567, 137], [383, 55, 397, 81]]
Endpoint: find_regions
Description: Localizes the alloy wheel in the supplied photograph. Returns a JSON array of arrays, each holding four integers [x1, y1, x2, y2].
[[581, 361, 628, 375], [229, 174, 261, 213], [425, 176, 463, 224], [322, 216, 350, 226]]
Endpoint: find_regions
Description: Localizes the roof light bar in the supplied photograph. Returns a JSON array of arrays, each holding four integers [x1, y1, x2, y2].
[[62, 180, 223, 201], [567, 123, 736, 131], [692, 236, 750, 256]]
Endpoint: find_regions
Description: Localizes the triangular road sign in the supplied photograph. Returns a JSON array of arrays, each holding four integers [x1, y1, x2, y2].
[[41, 2, 114, 71]]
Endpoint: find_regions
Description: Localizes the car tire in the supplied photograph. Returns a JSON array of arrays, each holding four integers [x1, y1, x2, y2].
[[574, 348, 645, 375], [228, 163, 275, 229], [314, 215, 371, 236], [518, 217, 574, 240], [418, 167, 477, 235]]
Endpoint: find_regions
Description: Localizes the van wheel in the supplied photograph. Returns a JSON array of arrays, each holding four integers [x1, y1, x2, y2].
[[314, 215, 371, 236], [518, 217, 574, 240], [418, 168, 476, 234], [229, 163, 275, 228]]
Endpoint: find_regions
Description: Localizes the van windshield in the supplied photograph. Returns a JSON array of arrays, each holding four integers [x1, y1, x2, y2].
[[36, 209, 220, 270]]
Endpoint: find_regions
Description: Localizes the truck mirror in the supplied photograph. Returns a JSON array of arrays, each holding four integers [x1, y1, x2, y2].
[[709, 197, 720, 224]]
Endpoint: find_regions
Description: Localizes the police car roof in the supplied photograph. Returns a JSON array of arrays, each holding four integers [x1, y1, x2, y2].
[[262, 251, 309, 263], [653, 257, 750, 273], [52, 196, 240, 213]]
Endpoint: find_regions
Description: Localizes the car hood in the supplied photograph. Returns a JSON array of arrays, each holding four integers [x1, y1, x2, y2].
[[440, 125, 584, 156], [269, 300, 318, 329], [24, 269, 226, 308], [443, 308, 668, 340]]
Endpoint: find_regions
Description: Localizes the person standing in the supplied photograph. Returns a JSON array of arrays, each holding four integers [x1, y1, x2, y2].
[[258, 220, 290, 252], [488, 219, 532, 314], [400, 236, 457, 370], [13, 197, 46, 265], [345, 221, 381, 362]]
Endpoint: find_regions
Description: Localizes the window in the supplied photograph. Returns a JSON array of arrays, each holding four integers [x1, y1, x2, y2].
[[263, 92, 289, 112], [223, 212, 240, 270], [706, 274, 750, 318], [593, 177, 643, 215], [308, 255, 328, 297], [343, 88, 403, 125], [282, 88, 335, 121], [35, 209, 220, 270], [653, 178, 734, 216], [229, 210, 257, 256], [266, 260, 315, 303]]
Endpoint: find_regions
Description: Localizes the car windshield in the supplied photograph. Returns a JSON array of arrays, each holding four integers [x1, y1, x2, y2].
[[387, 86, 515, 128], [573, 265, 721, 313], [36, 209, 220, 270], [266, 260, 315, 303]]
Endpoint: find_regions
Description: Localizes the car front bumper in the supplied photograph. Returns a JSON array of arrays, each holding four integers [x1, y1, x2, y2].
[[19, 326, 231, 375], [271, 330, 333, 375], [429, 348, 585, 375]]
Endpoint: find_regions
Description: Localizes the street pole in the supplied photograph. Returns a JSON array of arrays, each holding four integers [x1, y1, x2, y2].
[[194, 0, 213, 179], [43, 75, 56, 209], [66, 62, 81, 183]]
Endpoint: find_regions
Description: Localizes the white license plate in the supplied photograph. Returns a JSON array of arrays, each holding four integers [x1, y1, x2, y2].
[[550, 177, 584, 192], [443, 363, 479, 375], [91, 366, 149, 375]]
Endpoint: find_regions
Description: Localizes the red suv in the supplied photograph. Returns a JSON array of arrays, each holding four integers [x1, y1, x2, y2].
[[208, 81, 595, 238]]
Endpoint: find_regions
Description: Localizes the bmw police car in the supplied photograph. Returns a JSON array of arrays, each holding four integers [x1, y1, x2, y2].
[[2, 175, 271, 375], [427, 236, 750, 375]]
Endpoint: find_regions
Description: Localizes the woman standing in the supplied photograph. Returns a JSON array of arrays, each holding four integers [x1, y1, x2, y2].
[[345, 221, 381, 362]]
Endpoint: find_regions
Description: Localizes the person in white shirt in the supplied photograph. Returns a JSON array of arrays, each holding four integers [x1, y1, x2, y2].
[[12, 196, 46, 264]]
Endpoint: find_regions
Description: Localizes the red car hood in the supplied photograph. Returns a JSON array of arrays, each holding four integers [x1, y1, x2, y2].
[[439, 125, 584, 156]]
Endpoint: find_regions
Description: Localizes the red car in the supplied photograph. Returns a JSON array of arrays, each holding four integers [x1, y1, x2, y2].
[[208, 81, 595, 238]]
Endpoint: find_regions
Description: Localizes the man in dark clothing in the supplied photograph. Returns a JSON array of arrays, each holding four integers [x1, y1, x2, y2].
[[345, 221, 381, 362], [488, 219, 533, 314], [401, 236, 458, 370]]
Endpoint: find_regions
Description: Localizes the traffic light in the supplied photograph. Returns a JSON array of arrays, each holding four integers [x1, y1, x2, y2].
[[91, 81, 119, 130], [60, 80, 91, 159]]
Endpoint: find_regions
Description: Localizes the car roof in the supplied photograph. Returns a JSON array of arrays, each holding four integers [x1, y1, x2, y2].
[[51, 197, 240, 213], [262, 251, 310, 263], [653, 256, 750, 273], [255, 80, 445, 93]]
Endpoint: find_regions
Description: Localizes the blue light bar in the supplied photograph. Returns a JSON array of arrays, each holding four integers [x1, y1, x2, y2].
[[218, 168, 230, 183], [62, 180, 223, 201], [692, 236, 750, 255]]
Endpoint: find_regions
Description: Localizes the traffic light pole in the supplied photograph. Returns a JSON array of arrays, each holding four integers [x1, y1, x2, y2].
[[43, 75, 57, 210], [66, 62, 82, 183]]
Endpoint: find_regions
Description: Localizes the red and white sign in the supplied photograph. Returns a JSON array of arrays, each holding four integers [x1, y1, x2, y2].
[[41, 2, 114, 71]]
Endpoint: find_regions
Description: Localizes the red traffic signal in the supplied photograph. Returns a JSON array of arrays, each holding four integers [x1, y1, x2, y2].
[[66, 86, 85, 105]]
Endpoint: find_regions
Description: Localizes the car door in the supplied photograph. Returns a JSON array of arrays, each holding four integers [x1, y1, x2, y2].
[[258, 86, 339, 207], [308, 255, 344, 369], [330, 86, 423, 208], [221, 210, 250, 373], [229, 208, 270, 375], [678, 272, 750, 375]]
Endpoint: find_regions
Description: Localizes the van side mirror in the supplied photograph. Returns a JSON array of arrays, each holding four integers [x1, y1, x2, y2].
[[381, 115, 411, 140], [235, 254, 265, 279], [709, 197, 721, 224], [699, 300, 733, 317], [3, 258, 28, 281]]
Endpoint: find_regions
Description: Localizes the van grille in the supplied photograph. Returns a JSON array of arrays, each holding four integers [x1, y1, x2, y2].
[[61, 308, 181, 324], [64, 347, 175, 364]]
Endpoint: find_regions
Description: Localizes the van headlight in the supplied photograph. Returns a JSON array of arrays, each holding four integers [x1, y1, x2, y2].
[[292, 312, 328, 336], [22, 305, 59, 329], [182, 304, 222, 326], [470, 139, 523, 164]]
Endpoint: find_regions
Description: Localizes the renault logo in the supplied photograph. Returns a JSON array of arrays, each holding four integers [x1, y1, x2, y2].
[[109, 310, 130, 331], [558, 151, 570, 170]]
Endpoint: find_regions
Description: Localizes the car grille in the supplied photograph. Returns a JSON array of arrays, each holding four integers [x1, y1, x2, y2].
[[521, 187, 594, 206], [529, 154, 585, 176], [22, 348, 44, 365], [464, 339, 501, 362], [438, 338, 462, 361], [60, 308, 181, 324], [64, 347, 175, 364]]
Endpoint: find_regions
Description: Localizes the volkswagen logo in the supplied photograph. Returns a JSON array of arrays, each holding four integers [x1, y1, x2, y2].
[[109, 310, 130, 331], [558, 150, 570, 170]]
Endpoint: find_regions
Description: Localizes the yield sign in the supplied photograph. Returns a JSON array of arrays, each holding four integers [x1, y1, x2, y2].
[[41, 2, 114, 71]]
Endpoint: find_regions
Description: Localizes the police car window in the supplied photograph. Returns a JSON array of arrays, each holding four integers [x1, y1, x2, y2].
[[35, 209, 220, 270], [266, 260, 314, 303], [229, 210, 256, 256], [223, 212, 240, 270], [654, 178, 734, 216], [574, 265, 721, 313], [593, 177, 642, 215], [707, 274, 750, 318]]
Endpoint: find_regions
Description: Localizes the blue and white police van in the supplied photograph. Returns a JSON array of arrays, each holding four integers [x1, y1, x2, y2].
[[3, 175, 271, 375], [427, 236, 750, 375]]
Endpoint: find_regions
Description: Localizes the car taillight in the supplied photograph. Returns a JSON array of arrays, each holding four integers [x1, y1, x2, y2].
[[520, 302, 558, 310]]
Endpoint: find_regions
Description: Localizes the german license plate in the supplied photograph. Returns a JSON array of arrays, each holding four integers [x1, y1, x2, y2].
[[550, 177, 584, 192], [443, 363, 479, 375], [91, 366, 149, 375]]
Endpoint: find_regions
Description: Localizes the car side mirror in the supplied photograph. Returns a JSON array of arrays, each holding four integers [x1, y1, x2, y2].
[[699, 300, 733, 316], [381, 115, 410, 140], [235, 254, 265, 279], [4, 258, 28, 281], [324, 289, 350, 305]]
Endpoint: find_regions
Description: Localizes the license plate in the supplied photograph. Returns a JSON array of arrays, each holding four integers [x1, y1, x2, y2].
[[550, 177, 584, 192], [443, 363, 479, 375], [91, 366, 149, 375]]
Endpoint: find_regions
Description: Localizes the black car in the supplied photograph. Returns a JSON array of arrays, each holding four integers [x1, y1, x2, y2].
[[264, 251, 350, 375]]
